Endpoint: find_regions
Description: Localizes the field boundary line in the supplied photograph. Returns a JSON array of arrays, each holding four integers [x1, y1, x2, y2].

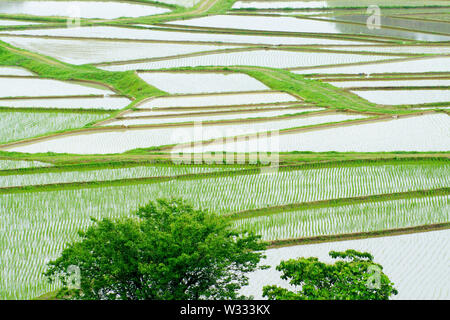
[[229, 188, 450, 220], [166, 111, 436, 152], [0, 159, 448, 194], [268, 223, 450, 248]]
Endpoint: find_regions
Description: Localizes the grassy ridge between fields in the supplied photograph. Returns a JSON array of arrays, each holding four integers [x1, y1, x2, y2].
[[1, 150, 449, 166], [0, 41, 166, 100]]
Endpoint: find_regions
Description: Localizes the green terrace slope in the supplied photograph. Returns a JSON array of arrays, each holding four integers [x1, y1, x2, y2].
[[0, 41, 166, 101], [156, 66, 418, 114], [233, 67, 420, 114]]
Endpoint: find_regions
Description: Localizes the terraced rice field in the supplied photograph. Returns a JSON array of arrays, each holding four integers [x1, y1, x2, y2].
[[1, 25, 373, 45], [0, 96, 131, 110], [106, 107, 324, 126], [232, 1, 450, 9], [138, 92, 299, 108], [0, 1, 170, 19], [0, 19, 39, 26], [0, 36, 238, 65], [0, 66, 34, 75], [0, 161, 448, 299], [0, 159, 52, 170], [2, 113, 366, 154], [327, 79, 450, 88], [122, 103, 313, 116], [137, 72, 269, 94], [351, 90, 450, 105], [0, 111, 107, 144], [233, 195, 450, 240], [243, 230, 450, 300], [324, 46, 450, 55], [294, 56, 450, 74], [0, 0, 448, 300], [101, 49, 397, 71], [183, 114, 450, 152], [0, 164, 240, 188], [168, 14, 450, 41], [0, 78, 111, 98]]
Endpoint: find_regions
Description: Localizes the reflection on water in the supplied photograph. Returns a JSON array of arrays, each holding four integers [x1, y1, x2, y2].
[[328, 15, 450, 41], [233, 0, 450, 9], [169, 14, 450, 42], [0, 1, 170, 19], [332, 14, 450, 34], [157, 0, 201, 7], [331, 19, 450, 41]]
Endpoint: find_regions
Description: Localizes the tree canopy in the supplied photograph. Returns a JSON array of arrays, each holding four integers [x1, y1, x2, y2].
[[45, 198, 266, 300], [263, 249, 398, 300]]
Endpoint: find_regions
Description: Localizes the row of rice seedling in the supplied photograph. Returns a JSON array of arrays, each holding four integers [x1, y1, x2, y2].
[[233, 195, 450, 241], [173, 164, 448, 214], [0, 160, 52, 170], [0, 111, 107, 144], [0, 162, 448, 299], [103, 49, 394, 71], [0, 165, 241, 188], [0, 77, 110, 98], [3, 113, 366, 154]]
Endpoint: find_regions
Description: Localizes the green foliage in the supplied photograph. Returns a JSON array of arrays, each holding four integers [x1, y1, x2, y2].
[[263, 249, 398, 300], [45, 199, 267, 300]]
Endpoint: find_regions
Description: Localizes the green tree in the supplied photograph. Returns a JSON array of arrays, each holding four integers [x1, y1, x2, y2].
[[45, 199, 266, 300], [263, 249, 398, 300]]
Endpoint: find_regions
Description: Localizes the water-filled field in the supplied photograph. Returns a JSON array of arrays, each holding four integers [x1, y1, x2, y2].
[[138, 92, 299, 108], [243, 229, 450, 299], [295, 56, 450, 74], [0, 159, 52, 170], [0, 0, 448, 301], [123, 103, 311, 116], [0, 78, 111, 98], [0, 111, 107, 144], [352, 89, 450, 105], [0, 1, 170, 19], [107, 107, 324, 126], [328, 79, 450, 88], [2, 26, 372, 45], [138, 72, 269, 94], [322, 46, 450, 55], [234, 195, 450, 240], [0, 66, 34, 76], [101, 49, 395, 71], [168, 14, 450, 41], [0, 19, 39, 26], [0, 96, 131, 110]]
